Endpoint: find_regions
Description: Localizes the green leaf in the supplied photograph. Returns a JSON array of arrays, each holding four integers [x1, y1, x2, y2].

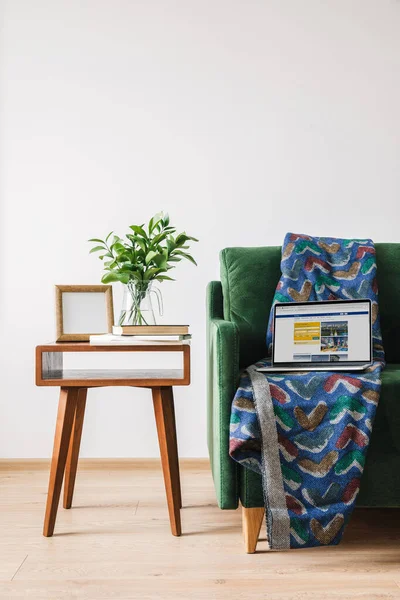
[[155, 275, 175, 281], [143, 267, 162, 281], [129, 225, 148, 238], [130, 271, 143, 281], [111, 235, 123, 246], [88, 238, 105, 244], [151, 232, 168, 246], [101, 272, 119, 283], [175, 233, 199, 246], [186, 255, 197, 266], [167, 237, 176, 253], [135, 237, 147, 253], [111, 242, 126, 254], [153, 254, 168, 269], [116, 273, 131, 284], [89, 245, 106, 254], [101, 271, 130, 284], [148, 212, 163, 233], [145, 250, 158, 264], [175, 234, 188, 246], [154, 220, 163, 233], [173, 250, 197, 265], [123, 251, 132, 261], [105, 231, 113, 242]]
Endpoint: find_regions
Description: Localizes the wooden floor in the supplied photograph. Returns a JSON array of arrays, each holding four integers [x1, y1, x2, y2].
[[1, 460, 400, 599]]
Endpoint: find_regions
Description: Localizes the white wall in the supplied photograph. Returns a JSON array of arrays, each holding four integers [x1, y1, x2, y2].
[[1, 0, 399, 458]]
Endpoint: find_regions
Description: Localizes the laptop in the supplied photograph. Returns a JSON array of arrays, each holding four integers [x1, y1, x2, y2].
[[257, 299, 373, 372]]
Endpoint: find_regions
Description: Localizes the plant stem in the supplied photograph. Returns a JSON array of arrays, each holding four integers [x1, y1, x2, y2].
[[119, 281, 151, 326]]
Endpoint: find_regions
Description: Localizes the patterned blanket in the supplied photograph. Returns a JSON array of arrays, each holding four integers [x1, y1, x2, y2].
[[229, 233, 385, 549]]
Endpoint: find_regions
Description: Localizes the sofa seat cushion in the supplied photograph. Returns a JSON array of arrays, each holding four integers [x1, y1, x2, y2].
[[239, 364, 400, 508]]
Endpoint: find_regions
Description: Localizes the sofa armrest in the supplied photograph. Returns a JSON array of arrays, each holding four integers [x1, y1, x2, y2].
[[206, 281, 240, 509]]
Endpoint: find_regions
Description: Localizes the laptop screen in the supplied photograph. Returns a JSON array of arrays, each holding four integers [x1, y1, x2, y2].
[[273, 300, 371, 365]]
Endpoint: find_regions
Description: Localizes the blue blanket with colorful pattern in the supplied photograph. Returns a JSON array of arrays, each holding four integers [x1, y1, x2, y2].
[[229, 233, 384, 549]]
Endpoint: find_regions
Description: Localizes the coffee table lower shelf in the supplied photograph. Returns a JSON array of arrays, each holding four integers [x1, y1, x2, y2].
[[41, 369, 186, 387]]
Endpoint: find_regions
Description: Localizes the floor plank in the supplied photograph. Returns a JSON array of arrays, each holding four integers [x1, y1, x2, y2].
[[0, 462, 400, 599]]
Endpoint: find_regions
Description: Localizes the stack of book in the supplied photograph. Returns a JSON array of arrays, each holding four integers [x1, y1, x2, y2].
[[90, 325, 191, 345]]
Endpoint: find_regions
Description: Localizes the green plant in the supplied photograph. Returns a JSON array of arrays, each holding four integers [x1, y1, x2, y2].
[[88, 212, 198, 325], [89, 212, 198, 284]]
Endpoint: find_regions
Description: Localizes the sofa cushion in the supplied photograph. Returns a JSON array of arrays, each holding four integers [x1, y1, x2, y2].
[[221, 244, 400, 366], [375, 243, 400, 363], [220, 246, 281, 367], [239, 365, 400, 507]]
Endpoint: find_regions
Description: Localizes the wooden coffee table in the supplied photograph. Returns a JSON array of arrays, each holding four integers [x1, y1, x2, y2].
[[35, 342, 190, 538]]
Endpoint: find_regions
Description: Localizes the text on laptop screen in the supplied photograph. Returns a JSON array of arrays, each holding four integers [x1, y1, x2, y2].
[[273, 302, 371, 364]]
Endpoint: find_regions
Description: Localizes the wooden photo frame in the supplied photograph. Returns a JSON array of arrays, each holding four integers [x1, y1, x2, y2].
[[55, 285, 114, 342]]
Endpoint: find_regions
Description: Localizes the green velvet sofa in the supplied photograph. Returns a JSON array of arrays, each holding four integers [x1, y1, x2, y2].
[[207, 244, 400, 551]]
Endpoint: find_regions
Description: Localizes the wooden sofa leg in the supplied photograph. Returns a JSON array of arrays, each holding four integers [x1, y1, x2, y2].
[[242, 506, 265, 553]]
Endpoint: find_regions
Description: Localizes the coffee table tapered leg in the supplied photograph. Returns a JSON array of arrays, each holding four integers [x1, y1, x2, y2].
[[165, 387, 182, 509], [43, 387, 78, 537], [63, 388, 87, 509], [152, 386, 182, 536]]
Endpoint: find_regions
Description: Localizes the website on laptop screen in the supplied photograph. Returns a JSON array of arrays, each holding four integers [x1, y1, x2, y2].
[[274, 301, 371, 364]]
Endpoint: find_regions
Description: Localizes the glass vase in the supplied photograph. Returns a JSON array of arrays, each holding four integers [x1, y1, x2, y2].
[[118, 281, 163, 326]]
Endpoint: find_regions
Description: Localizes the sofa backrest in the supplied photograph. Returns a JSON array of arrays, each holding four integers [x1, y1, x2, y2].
[[220, 243, 400, 367]]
